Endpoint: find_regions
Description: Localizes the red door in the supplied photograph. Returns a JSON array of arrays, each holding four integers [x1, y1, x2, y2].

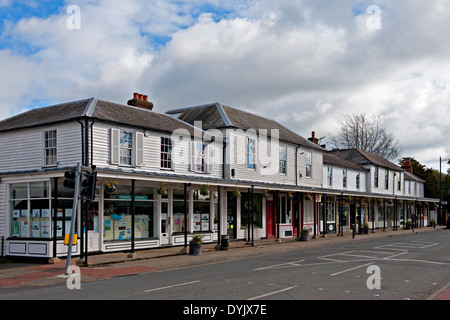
[[266, 199, 276, 239]]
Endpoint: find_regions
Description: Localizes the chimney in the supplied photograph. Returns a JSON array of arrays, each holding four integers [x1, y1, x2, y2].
[[401, 160, 413, 174], [127, 92, 154, 111], [308, 131, 319, 145]]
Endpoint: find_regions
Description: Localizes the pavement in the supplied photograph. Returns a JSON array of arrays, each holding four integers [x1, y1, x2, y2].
[[0, 226, 449, 300]]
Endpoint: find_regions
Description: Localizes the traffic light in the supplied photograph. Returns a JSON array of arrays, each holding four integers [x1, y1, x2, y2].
[[80, 171, 97, 201], [63, 170, 76, 189]]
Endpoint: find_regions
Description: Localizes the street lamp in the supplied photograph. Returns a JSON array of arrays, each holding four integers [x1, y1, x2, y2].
[[439, 157, 450, 226]]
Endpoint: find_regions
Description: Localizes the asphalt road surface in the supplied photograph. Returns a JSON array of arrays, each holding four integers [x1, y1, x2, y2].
[[1, 230, 449, 303]]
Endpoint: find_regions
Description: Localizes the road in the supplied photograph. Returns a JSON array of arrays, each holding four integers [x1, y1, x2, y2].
[[0, 230, 449, 303]]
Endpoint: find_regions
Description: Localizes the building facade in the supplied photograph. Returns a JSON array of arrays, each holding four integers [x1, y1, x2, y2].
[[0, 96, 438, 259]]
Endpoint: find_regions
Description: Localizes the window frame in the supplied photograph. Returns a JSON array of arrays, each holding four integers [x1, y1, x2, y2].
[[279, 145, 287, 174], [327, 166, 333, 187], [356, 173, 360, 190], [247, 137, 256, 170], [119, 130, 133, 166], [44, 130, 57, 167], [160, 137, 173, 170], [343, 169, 347, 188], [305, 152, 312, 178]]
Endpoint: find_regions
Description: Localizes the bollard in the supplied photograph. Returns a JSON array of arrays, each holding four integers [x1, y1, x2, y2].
[[352, 224, 356, 239]]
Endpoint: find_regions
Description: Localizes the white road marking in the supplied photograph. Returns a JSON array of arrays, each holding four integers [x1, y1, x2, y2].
[[247, 286, 296, 300], [143, 280, 200, 293]]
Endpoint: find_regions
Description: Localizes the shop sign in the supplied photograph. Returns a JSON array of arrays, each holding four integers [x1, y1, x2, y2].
[[118, 195, 148, 200]]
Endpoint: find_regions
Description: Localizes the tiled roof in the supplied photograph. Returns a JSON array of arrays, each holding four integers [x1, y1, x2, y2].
[[0, 98, 199, 136], [167, 102, 324, 151], [323, 152, 367, 171], [329, 148, 402, 171]]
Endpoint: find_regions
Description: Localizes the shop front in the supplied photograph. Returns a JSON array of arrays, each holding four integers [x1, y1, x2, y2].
[[266, 191, 297, 239], [4, 173, 224, 258]]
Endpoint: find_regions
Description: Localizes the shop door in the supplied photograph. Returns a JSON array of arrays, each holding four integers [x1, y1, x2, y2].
[[266, 200, 275, 239], [87, 202, 100, 252], [227, 192, 237, 239], [160, 201, 170, 245]]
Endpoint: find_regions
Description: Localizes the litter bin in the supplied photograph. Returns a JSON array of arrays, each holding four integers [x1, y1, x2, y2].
[[220, 235, 229, 250]]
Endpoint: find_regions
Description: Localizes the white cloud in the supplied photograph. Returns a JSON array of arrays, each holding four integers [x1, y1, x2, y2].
[[1, 0, 450, 170]]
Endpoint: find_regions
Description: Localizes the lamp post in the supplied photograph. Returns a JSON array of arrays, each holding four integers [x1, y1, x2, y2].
[[439, 157, 450, 226]]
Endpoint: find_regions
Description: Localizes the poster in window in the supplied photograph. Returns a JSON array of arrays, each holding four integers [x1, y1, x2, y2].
[[32, 209, 40, 218], [56, 221, 63, 237], [118, 216, 126, 230], [21, 209, 28, 218], [41, 221, 50, 238], [12, 210, 20, 218], [20, 221, 29, 237], [66, 208, 73, 217], [201, 213, 210, 231], [12, 220, 20, 237], [193, 213, 201, 231], [41, 209, 50, 218], [32, 221, 40, 237]]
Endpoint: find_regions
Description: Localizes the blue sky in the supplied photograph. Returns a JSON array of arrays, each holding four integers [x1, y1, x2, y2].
[[0, 0, 449, 170]]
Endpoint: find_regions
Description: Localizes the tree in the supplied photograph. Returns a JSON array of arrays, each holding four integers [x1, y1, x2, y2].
[[328, 113, 402, 161]]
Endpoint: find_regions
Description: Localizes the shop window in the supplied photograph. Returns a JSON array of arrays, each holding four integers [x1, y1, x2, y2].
[[9, 182, 52, 239], [240, 193, 262, 228], [52, 180, 78, 238], [193, 189, 211, 232], [103, 184, 156, 241], [172, 189, 188, 233], [280, 195, 292, 225]]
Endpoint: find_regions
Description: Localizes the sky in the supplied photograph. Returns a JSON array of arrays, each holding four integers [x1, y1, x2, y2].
[[0, 0, 449, 171]]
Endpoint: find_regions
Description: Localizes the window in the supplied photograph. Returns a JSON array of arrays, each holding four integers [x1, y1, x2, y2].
[[374, 167, 379, 188], [240, 193, 262, 228], [172, 189, 188, 233], [327, 167, 333, 186], [279, 146, 287, 174], [120, 131, 133, 166], [160, 137, 173, 169], [356, 173, 360, 189], [305, 152, 312, 177], [103, 184, 156, 241], [9, 182, 51, 239], [193, 142, 205, 172], [397, 173, 401, 191], [111, 129, 144, 167], [280, 195, 292, 225], [193, 189, 211, 232], [247, 138, 256, 170], [44, 130, 57, 166], [343, 170, 347, 188], [384, 169, 389, 190]]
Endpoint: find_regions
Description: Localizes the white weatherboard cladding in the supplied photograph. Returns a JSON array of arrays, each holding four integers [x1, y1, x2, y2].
[[225, 129, 324, 187], [91, 122, 223, 178], [323, 166, 367, 193], [0, 122, 82, 172]]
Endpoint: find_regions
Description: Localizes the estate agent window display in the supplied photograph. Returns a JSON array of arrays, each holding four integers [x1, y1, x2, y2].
[[103, 182, 157, 242], [9, 180, 79, 240]]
